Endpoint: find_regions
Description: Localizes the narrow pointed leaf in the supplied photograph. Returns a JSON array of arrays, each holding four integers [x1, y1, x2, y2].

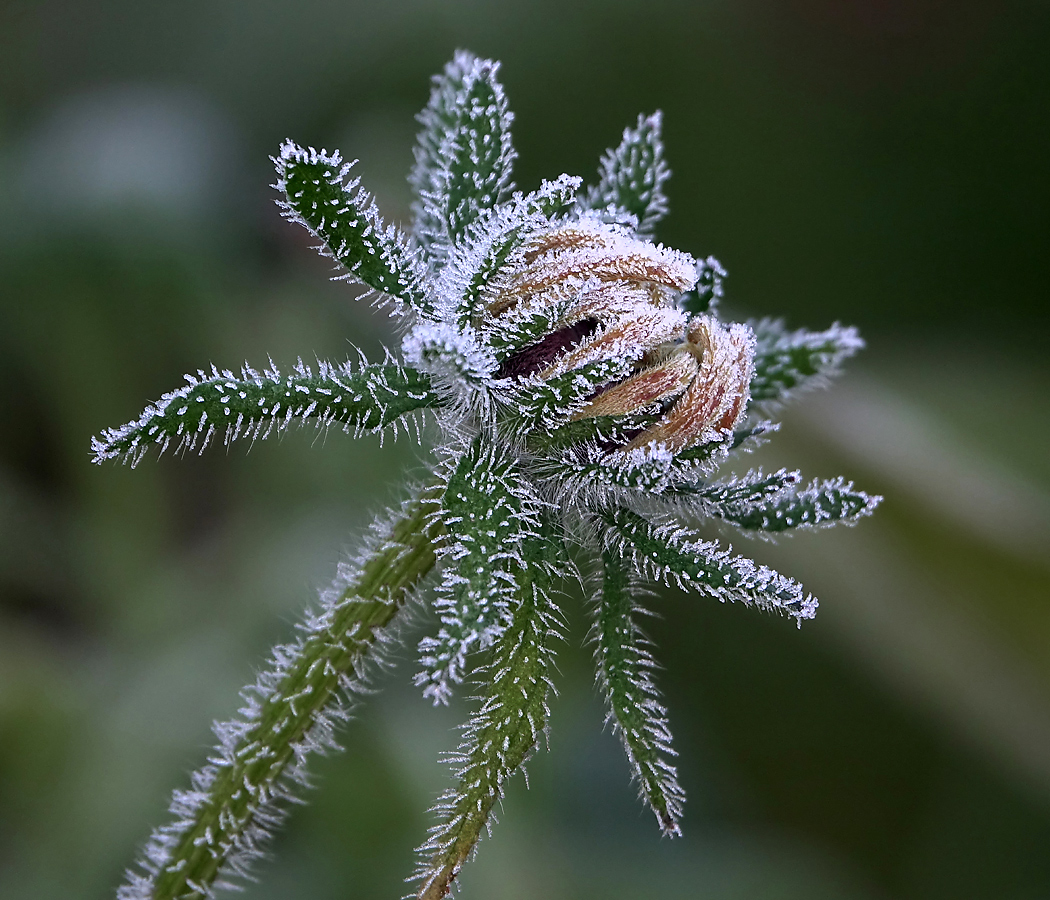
[[584, 111, 670, 235], [666, 468, 801, 511], [92, 359, 437, 466], [554, 440, 725, 498], [715, 476, 881, 532], [416, 439, 538, 703], [445, 174, 580, 328], [595, 549, 684, 835], [678, 255, 727, 316], [502, 356, 635, 436], [410, 51, 516, 249], [275, 141, 431, 313], [674, 420, 778, 463], [415, 525, 564, 900], [600, 506, 817, 621], [119, 487, 444, 900], [557, 444, 685, 494], [403, 321, 496, 387], [748, 319, 864, 407], [484, 282, 583, 365]]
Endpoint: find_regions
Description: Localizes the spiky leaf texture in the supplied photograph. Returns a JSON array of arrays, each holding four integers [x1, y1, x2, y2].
[[748, 319, 865, 407], [410, 51, 473, 242], [410, 50, 516, 250], [415, 526, 564, 900], [91, 358, 437, 466], [275, 142, 431, 314], [659, 467, 802, 517], [600, 506, 818, 621], [714, 476, 882, 533], [102, 51, 879, 900], [695, 467, 802, 507], [585, 111, 670, 235], [417, 439, 539, 704], [502, 356, 636, 435], [595, 549, 684, 835], [403, 321, 497, 390], [555, 443, 711, 499], [117, 488, 443, 900]]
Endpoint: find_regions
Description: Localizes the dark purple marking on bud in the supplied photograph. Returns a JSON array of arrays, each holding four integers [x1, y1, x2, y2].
[[497, 318, 600, 380]]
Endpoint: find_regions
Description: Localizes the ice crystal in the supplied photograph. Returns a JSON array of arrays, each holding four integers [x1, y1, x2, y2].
[[97, 50, 880, 900]]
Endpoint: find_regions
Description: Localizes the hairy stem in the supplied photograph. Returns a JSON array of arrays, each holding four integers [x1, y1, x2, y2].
[[141, 487, 442, 900]]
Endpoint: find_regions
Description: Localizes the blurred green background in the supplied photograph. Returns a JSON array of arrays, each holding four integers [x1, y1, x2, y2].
[[1, 1, 1049, 898]]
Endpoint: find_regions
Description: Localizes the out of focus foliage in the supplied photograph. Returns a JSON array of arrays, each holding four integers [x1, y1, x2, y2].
[[1, 1, 1048, 898]]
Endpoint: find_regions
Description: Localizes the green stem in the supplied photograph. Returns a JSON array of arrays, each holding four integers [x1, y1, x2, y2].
[[145, 487, 443, 900]]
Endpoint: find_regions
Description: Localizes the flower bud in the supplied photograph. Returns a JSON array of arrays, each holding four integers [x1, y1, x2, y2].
[[490, 221, 693, 380], [489, 220, 754, 457]]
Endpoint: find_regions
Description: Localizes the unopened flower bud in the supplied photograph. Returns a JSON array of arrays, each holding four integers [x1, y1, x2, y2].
[[488, 220, 754, 458], [490, 221, 693, 382]]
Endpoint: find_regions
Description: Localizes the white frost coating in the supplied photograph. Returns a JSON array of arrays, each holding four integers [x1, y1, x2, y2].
[[409, 50, 517, 253], [714, 474, 882, 534], [104, 51, 877, 900], [600, 508, 818, 623], [91, 355, 435, 466], [429, 174, 583, 329], [590, 559, 684, 835], [748, 318, 866, 408], [402, 321, 496, 385], [499, 354, 636, 436], [585, 110, 671, 236], [413, 551, 564, 896], [684, 255, 727, 316], [274, 141, 431, 316], [557, 441, 680, 496], [415, 441, 541, 705]]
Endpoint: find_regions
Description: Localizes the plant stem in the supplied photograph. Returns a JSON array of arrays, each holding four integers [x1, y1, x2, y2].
[[146, 487, 442, 900]]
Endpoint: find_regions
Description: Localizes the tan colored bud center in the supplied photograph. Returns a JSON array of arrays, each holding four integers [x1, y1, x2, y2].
[[490, 221, 754, 454]]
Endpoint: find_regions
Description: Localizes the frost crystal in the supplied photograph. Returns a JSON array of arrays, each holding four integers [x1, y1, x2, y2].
[[98, 52, 880, 900]]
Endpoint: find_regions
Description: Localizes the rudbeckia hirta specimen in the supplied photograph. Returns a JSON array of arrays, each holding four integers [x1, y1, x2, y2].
[[96, 51, 879, 900]]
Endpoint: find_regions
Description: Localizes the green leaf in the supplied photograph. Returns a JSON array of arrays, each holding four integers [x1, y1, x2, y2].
[[671, 467, 801, 505], [502, 356, 636, 436], [599, 506, 817, 621], [484, 287, 582, 363], [584, 111, 670, 235], [674, 420, 777, 463], [555, 436, 734, 496], [416, 439, 538, 703], [275, 141, 431, 314], [715, 476, 881, 532], [557, 445, 686, 494], [92, 359, 437, 465], [595, 549, 684, 835], [410, 51, 516, 249], [530, 410, 651, 454], [678, 255, 726, 316], [415, 524, 564, 900], [748, 319, 864, 407]]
